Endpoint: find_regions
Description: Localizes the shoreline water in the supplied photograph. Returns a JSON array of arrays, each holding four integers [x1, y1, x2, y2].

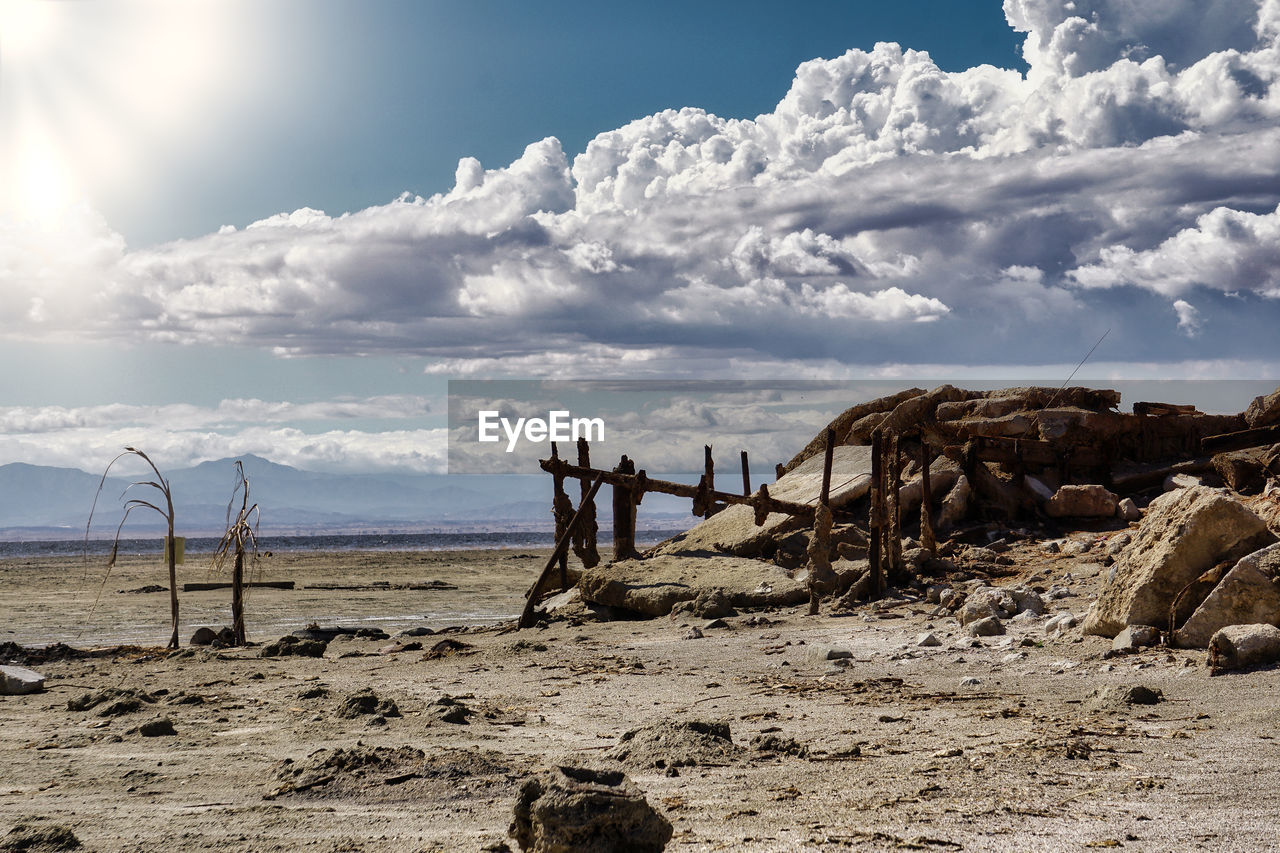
[[0, 529, 687, 560]]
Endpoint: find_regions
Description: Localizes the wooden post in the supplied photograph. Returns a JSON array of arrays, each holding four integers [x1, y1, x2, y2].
[[519, 474, 606, 629], [775, 463, 785, 481], [572, 438, 600, 569], [703, 445, 716, 517], [612, 455, 638, 561], [741, 450, 751, 496], [888, 433, 903, 579], [820, 427, 835, 507], [550, 443, 573, 591], [807, 503, 834, 616], [919, 441, 936, 557], [869, 429, 884, 599]]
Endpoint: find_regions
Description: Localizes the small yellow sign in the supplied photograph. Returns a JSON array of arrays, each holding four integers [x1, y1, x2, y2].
[[164, 536, 186, 565]]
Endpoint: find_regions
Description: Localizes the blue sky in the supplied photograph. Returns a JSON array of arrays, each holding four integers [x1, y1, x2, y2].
[[1, 0, 1278, 474]]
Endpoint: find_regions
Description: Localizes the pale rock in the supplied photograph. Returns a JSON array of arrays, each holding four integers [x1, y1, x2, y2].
[[1045, 612, 1078, 636], [1083, 486, 1275, 638], [0, 665, 45, 695], [1112, 625, 1161, 652], [1175, 543, 1280, 649], [937, 474, 971, 532], [1208, 623, 1280, 672], [1164, 473, 1205, 491], [916, 632, 942, 647], [967, 616, 1005, 637], [1117, 498, 1142, 522], [1045, 484, 1119, 518]]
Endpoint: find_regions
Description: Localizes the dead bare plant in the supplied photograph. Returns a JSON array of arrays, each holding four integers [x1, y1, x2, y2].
[[211, 460, 260, 646]]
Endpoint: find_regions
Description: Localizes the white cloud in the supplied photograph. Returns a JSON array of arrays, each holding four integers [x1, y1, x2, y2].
[[3, 0, 1280, 374], [1173, 299, 1204, 336]]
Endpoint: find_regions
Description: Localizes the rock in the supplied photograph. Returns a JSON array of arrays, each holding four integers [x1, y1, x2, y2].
[[966, 616, 1005, 637], [336, 689, 401, 719], [0, 665, 45, 696], [1085, 684, 1164, 711], [1045, 612, 1077, 636], [1082, 486, 1276, 638], [1112, 625, 1161, 652], [1045, 484, 1119, 518], [1175, 543, 1280, 648], [958, 676, 982, 688], [432, 695, 472, 724], [189, 627, 218, 646], [579, 554, 807, 618], [1117, 498, 1142, 522], [396, 626, 436, 638], [1244, 386, 1280, 428], [1212, 449, 1276, 494], [1208, 623, 1280, 672], [959, 585, 1041, 626], [703, 618, 728, 630], [134, 716, 177, 737], [510, 765, 672, 853], [654, 445, 874, 558], [682, 627, 704, 640], [1164, 473, 1205, 491], [806, 645, 852, 664], [260, 636, 328, 657], [606, 719, 738, 769], [937, 474, 972, 532], [1, 823, 80, 851], [1023, 475, 1055, 502], [915, 632, 942, 647]]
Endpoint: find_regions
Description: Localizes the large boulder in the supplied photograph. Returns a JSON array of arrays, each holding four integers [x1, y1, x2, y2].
[[1082, 486, 1276, 638], [1208, 623, 1280, 672], [1244, 386, 1280, 428], [579, 554, 806, 617], [510, 765, 672, 853], [1174, 543, 1280, 648], [654, 444, 873, 558], [1045, 484, 1118, 518]]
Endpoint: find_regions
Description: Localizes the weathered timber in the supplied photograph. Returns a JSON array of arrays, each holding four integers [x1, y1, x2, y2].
[[869, 429, 884, 599], [519, 474, 606, 629], [808, 503, 834, 615], [888, 433, 903, 579], [1135, 401, 1199, 417], [1201, 424, 1280, 455], [572, 439, 600, 570], [539, 458, 820, 520], [183, 581, 294, 592], [550, 443, 572, 591], [613, 456, 639, 561], [820, 428, 835, 507], [1111, 458, 1216, 492], [741, 450, 751, 497]]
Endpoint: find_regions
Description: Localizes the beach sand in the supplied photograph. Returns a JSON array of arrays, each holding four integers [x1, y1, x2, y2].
[[3, 545, 1280, 851]]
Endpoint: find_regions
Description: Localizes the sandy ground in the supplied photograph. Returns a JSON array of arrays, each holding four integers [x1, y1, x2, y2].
[[3, 543, 1280, 852]]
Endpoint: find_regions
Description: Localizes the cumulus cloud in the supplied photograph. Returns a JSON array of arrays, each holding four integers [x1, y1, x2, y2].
[[4, 0, 1280, 373]]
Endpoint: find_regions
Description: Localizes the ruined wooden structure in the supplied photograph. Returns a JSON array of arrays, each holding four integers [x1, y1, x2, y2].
[[520, 384, 1280, 627]]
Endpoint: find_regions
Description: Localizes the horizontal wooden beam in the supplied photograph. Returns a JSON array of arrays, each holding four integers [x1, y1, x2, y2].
[[1201, 424, 1280, 455]]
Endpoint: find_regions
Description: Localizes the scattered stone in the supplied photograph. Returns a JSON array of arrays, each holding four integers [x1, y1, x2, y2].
[[378, 641, 423, 655], [132, 716, 177, 737], [606, 719, 738, 769], [1175, 543, 1280, 649], [938, 474, 972, 532], [750, 733, 809, 758], [423, 639, 474, 660], [1045, 484, 1119, 518], [117, 584, 166, 594], [0, 665, 45, 696], [189, 627, 218, 646], [1085, 684, 1164, 711], [1105, 533, 1132, 556], [1112, 625, 1161, 652], [967, 616, 1005, 637], [396, 626, 436, 638], [1, 822, 81, 851], [1083, 486, 1275, 638], [1044, 612, 1077, 636], [682, 627, 704, 640], [66, 688, 154, 716], [1164, 473, 1205, 491], [806, 645, 852, 664], [1208, 623, 1280, 673], [260, 636, 328, 658], [959, 677, 982, 688], [336, 689, 401, 719], [915, 632, 942, 647], [432, 695, 473, 725], [703, 618, 728, 630], [510, 765, 672, 853], [1117, 498, 1142, 521], [298, 685, 329, 700]]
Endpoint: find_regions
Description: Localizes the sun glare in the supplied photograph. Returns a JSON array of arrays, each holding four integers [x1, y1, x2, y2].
[[0, 0, 58, 62]]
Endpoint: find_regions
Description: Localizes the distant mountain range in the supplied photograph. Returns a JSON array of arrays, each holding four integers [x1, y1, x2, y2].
[[0, 455, 693, 538]]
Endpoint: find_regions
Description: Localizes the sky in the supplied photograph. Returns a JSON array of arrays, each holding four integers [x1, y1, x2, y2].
[[1, 0, 1279, 476]]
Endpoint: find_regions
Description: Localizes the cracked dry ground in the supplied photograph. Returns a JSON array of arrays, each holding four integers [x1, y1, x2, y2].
[[3, 543, 1280, 852]]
